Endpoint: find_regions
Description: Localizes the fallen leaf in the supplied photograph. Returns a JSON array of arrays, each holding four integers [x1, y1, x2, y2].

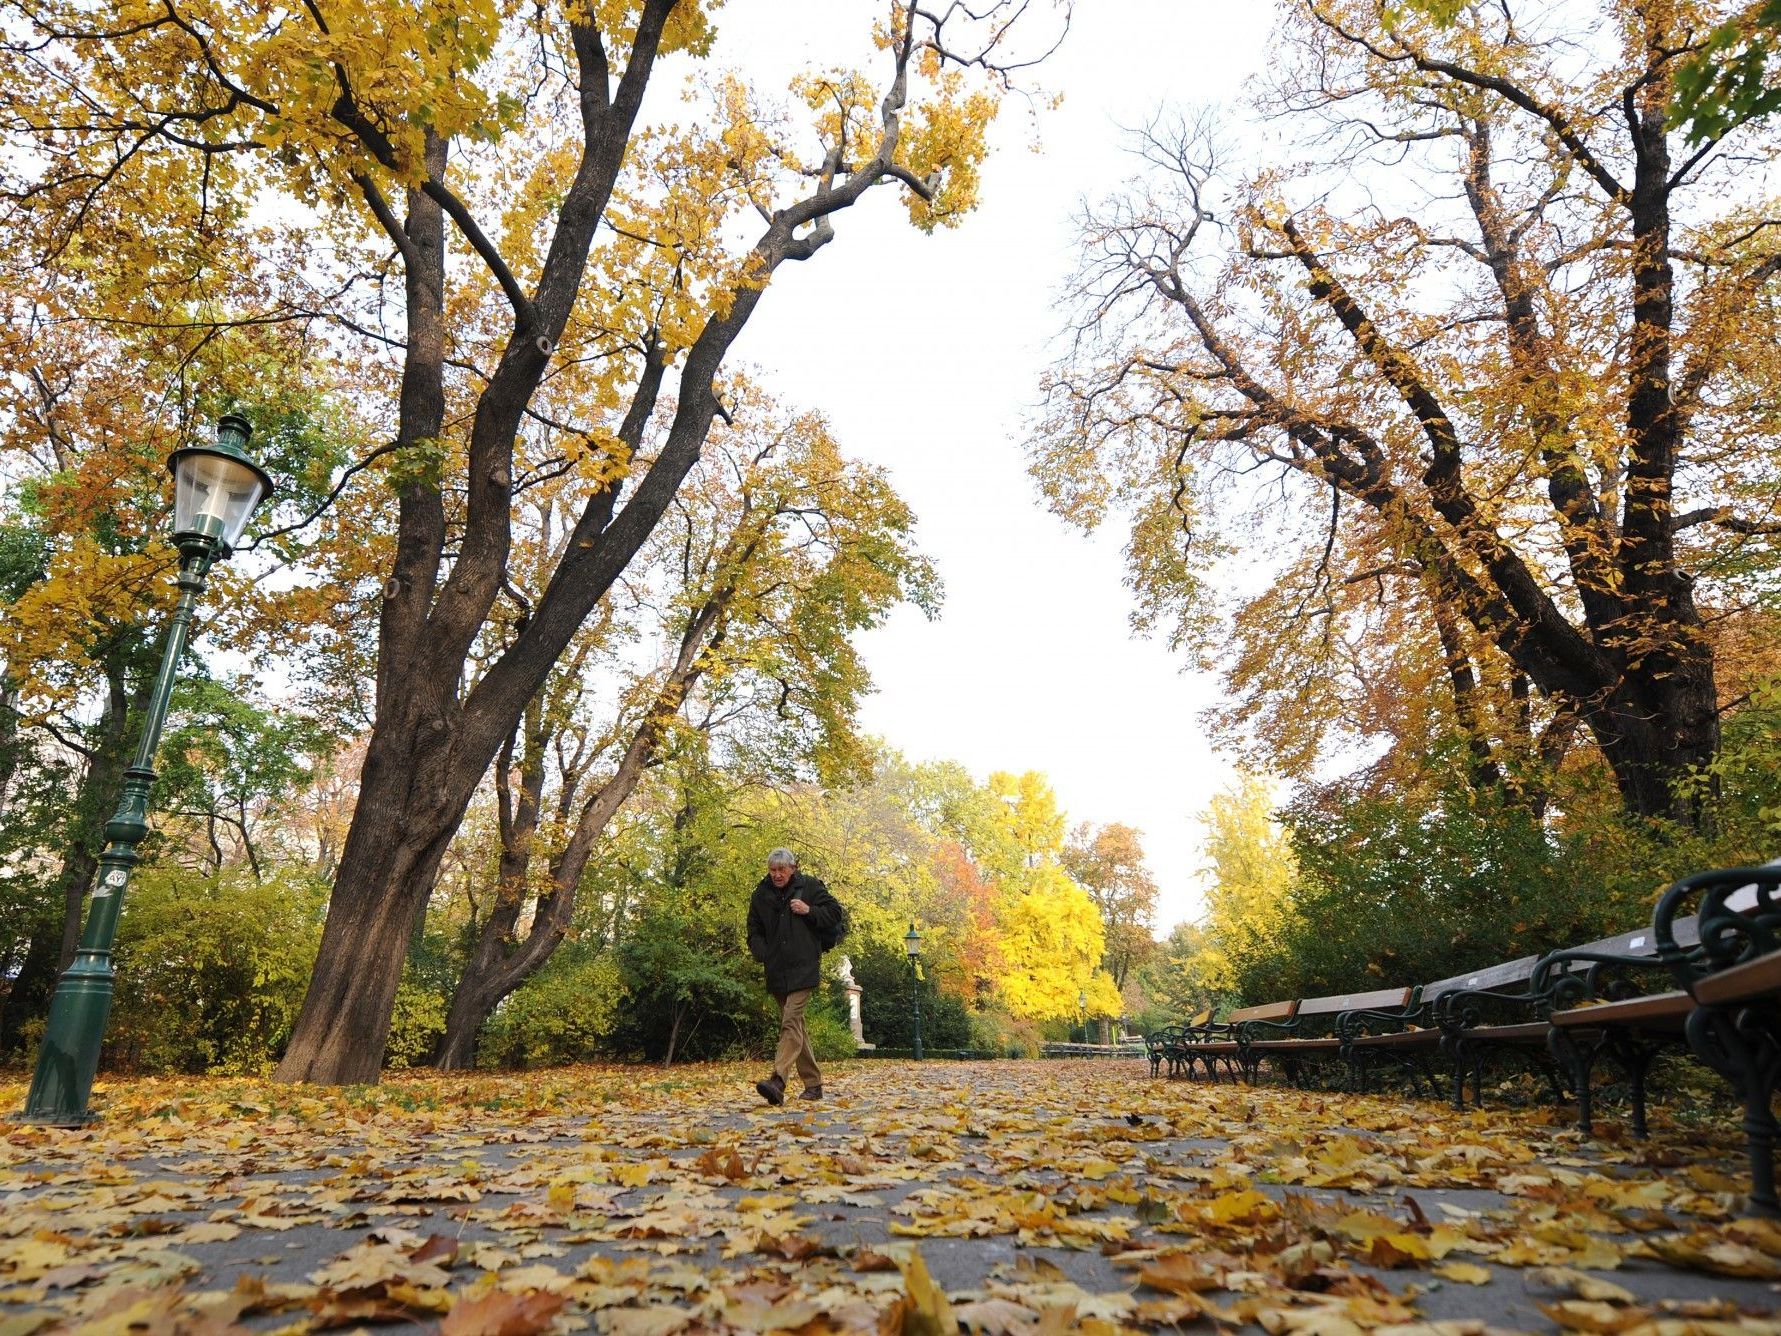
[[1533, 1299, 1651, 1333], [441, 1289, 566, 1336], [1432, 1262, 1492, 1285], [600, 1306, 692, 1336], [896, 1249, 957, 1336]]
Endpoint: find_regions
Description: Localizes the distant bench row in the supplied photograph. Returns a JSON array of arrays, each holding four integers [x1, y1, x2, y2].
[[1144, 865, 1781, 1216]]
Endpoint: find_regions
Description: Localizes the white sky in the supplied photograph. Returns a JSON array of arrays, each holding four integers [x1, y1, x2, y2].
[[709, 3, 1276, 932]]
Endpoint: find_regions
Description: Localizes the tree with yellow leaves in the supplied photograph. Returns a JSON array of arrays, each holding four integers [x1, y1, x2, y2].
[[1062, 821, 1159, 992], [0, 0, 1063, 1081], [431, 384, 937, 1067], [1197, 773, 1300, 1003], [1031, 0, 1781, 827]]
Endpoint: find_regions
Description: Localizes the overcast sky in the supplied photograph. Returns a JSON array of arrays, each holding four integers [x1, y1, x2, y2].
[[705, 3, 1276, 932]]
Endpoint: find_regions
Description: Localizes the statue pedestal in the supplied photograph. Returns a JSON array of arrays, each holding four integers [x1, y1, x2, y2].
[[845, 982, 867, 1048]]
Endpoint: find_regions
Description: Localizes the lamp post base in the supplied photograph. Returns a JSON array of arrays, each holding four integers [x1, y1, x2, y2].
[[20, 956, 117, 1125]]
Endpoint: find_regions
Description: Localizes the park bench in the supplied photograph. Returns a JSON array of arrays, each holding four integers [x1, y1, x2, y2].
[[1150, 865, 1781, 1212], [1169, 1001, 1286, 1082], [1338, 956, 1540, 1099], [1646, 866, 1781, 1213], [1236, 987, 1413, 1088], [1526, 873, 1778, 1138], [1430, 924, 1682, 1127], [1146, 1009, 1216, 1077]]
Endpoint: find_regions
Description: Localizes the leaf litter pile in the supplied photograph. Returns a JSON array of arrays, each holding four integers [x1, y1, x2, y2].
[[2, 1061, 1779, 1335]]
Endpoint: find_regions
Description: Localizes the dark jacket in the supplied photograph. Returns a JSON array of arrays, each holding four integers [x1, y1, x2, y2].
[[746, 871, 841, 996]]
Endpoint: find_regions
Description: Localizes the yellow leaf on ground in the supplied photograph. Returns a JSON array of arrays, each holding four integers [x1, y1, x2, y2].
[[1433, 1262, 1491, 1285], [1647, 1233, 1781, 1279], [1533, 1299, 1650, 1333], [896, 1249, 958, 1336], [438, 1289, 562, 1332], [600, 1306, 693, 1336]]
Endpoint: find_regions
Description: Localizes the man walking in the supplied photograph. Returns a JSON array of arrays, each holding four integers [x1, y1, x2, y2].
[[746, 848, 842, 1105]]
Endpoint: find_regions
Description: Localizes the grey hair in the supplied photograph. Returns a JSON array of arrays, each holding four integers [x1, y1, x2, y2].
[[766, 847, 799, 869]]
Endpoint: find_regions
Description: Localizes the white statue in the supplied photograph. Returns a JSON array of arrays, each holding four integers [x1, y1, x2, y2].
[[833, 954, 856, 987]]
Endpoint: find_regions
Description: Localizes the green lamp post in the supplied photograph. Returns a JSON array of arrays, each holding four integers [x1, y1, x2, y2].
[[21, 414, 273, 1125], [904, 922, 923, 1061]]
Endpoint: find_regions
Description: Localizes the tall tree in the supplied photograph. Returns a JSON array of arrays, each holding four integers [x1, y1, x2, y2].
[[1061, 821, 1158, 990], [0, 0, 1063, 1080], [1198, 773, 1299, 1003], [432, 391, 935, 1066], [1032, 0, 1781, 825]]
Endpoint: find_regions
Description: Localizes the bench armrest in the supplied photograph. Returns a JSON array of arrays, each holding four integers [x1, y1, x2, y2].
[[1530, 948, 1679, 1008], [1656, 865, 1781, 985], [1432, 985, 1544, 1030], [1171, 1021, 1231, 1043], [1337, 1003, 1426, 1040]]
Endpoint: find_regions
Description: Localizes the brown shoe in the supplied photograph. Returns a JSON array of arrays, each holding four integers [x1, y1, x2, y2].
[[799, 1085, 822, 1100], [755, 1074, 785, 1106]]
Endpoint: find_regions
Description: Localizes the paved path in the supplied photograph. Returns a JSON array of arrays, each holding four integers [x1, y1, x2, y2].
[[2, 1060, 1779, 1332]]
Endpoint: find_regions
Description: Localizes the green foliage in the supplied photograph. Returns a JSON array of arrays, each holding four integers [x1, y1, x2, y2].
[[1275, 772, 1604, 1001], [1141, 921, 1227, 1020], [1206, 714, 1781, 1006], [480, 952, 625, 1068], [154, 676, 332, 872], [801, 1006, 858, 1062], [1693, 679, 1781, 842], [1671, 2, 1781, 142], [967, 1006, 1043, 1058], [108, 866, 326, 1074], [384, 977, 448, 1070], [852, 942, 971, 1050], [1396, 0, 1781, 146], [610, 892, 763, 1064]]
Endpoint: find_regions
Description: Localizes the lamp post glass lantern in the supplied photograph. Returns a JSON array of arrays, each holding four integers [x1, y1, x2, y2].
[[21, 414, 272, 1125], [904, 923, 923, 1061]]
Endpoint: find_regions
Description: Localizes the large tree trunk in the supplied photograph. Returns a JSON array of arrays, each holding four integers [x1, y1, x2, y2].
[[277, 0, 936, 1084], [276, 136, 455, 1084], [1594, 649, 1720, 825]]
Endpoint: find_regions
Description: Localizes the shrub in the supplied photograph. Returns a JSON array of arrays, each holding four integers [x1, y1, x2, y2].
[[852, 942, 970, 1049], [803, 1009, 858, 1061], [108, 866, 326, 1074], [609, 896, 762, 1064], [384, 978, 448, 1070], [480, 953, 625, 1068], [969, 1006, 1043, 1058]]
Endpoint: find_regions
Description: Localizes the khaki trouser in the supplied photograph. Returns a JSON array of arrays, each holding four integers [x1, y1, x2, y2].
[[772, 988, 821, 1088]]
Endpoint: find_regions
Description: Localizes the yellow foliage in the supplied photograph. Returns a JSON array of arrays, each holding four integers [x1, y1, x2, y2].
[[992, 865, 1110, 1020], [0, 540, 173, 709]]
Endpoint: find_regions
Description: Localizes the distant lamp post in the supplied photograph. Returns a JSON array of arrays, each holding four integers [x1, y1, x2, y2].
[[904, 922, 923, 1061], [21, 414, 272, 1125]]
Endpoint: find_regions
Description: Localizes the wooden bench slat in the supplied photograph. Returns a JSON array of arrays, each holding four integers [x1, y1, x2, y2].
[[1351, 1029, 1438, 1049], [1573, 925, 1665, 957], [1420, 955, 1542, 1003], [1456, 1021, 1548, 1043], [1227, 999, 1297, 1023], [1296, 986, 1413, 1017], [1550, 991, 1692, 1028], [1694, 949, 1781, 1005], [1247, 1037, 1343, 1052]]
